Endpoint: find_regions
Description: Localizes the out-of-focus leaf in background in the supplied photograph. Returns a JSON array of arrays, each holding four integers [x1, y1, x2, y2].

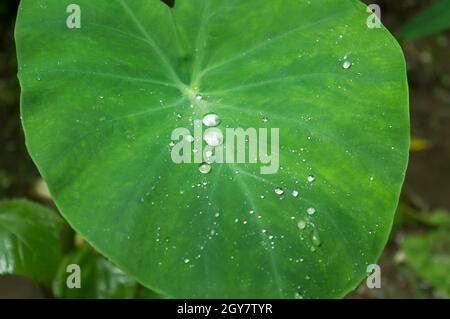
[[399, 229, 450, 297], [397, 0, 450, 41], [52, 245, 137, 299], [0, 199, 63, 283]]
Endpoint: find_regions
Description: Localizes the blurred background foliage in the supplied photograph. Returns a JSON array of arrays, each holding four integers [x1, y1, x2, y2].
[[0, 0, 449, 298]]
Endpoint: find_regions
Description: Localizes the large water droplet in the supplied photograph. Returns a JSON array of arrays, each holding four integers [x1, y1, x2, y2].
[[202, 113, 221, 127], [199, 163, 212, 174], [204, 128, 223, 147], [342, 60, 352, 69], [274, 187, 284, 196]]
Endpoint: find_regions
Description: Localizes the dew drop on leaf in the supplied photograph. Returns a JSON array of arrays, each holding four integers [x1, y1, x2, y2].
[[342, 60, 352, 69], [202, 113, 221, 127], [274, 187, 284, 196], [198, 163, 212, 174], [307, 207, 316, 215], [298, 220, 307, 230]]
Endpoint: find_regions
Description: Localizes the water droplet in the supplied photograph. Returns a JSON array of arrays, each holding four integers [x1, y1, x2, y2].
[[262, 116, 269, 123], [294, 292, 303, 299], [198, 163, 212, 174], [292, 190, 299, 198], [274, 187, 284, 196], [203, 128, 223, 147], [169, 141, 175, 147], [184, 258, 190, 264], [195, 94, 203, 101], [311, 229, 321, 247], [185, 135, 195, 143], [307, 175, 315, 183], [307, 207, 316, 215], [243, 220, 248, 225], [249, 210, 254, 214], [297, 220, 307, 230], [202, 113, 221, 127], [342, 60, 352, 69], [268, 235, 274, 240]]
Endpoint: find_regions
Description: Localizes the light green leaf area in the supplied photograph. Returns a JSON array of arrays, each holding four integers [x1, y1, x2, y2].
[[15, 0, 409, 298], [52, 245, 136, 298], [400, 230, 450, 297], [0, 199, 62, 283], [396, 0, 450, 41]]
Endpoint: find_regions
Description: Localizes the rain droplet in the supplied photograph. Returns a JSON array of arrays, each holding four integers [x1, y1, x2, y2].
[[311, 229, 321, 247], [185, 135, 195, 143], [202, 113, 221, 127], [262, 116, 269, 123], [307, 207, 316, 215], [203, 128, 223, 147], [184, 258, 190, 264], [195, 94, 203, 101], [274, 187, 284, 196], [198, 163, 212, 174], [292, 190, 299, 198], [294, 293, 303, 299], [307, 175, 315, 183], [342, 60, 352, 69], [297, 220, 307, 230]]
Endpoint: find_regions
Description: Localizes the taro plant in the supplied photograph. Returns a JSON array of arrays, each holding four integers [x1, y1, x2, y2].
[[13, 0, 410, 298]]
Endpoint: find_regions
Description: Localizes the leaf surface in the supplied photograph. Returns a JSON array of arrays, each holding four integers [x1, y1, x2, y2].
[[16, 0, 409, 297]]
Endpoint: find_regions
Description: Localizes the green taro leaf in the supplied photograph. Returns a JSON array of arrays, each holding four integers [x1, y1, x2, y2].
[[15, 0, 409, 298], [0, 199, 62, 283], [52, 245, 137, 298]]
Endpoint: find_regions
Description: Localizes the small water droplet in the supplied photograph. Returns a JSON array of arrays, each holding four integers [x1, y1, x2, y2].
[[294, 292, 303, 299], [262, 116, 269, 123], [292, 190, 299, 198], [297, 220, 307, 230], [184, 258, 190, 264], [249, 210, 254, 214], [274, 187, 284, 196], [311, 229, 321, 247], [195, 94, 203, 101], [198, 163, 212, 174], [307, 207, 316, 215], [185, 134, 195, 143], [342, 60, 352, 69], [307, 175, 315, 183], [202, 113, 221, 127]]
